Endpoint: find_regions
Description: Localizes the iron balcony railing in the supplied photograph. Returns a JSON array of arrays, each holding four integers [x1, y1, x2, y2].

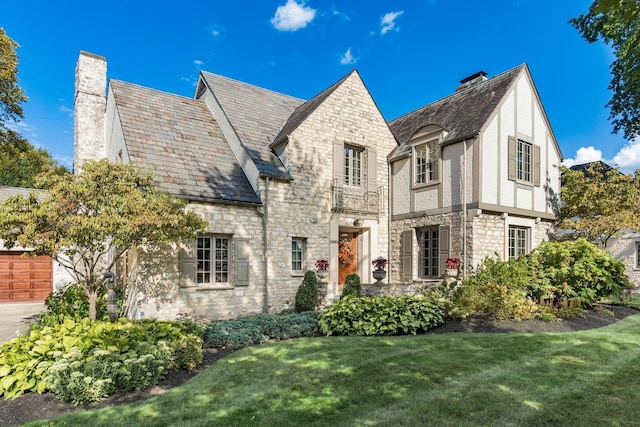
[[331, 179, 382, 214]]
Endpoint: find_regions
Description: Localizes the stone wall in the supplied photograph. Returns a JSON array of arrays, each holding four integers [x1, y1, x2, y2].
[[607, 233, 640, 290]]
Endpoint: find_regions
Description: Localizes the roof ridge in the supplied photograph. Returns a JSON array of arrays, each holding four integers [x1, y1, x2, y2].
[[199, 71, 305, 103], [109, 79, 197, 101], [389, 63, 526, 124]]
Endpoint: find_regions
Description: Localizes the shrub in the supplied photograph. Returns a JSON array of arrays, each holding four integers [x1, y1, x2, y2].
[[39, 283, 110, 326], [528, 239, 630, 307], [452, 281, 538, 320], [204, 312, 318, 350], [295, 271, 319, 312], [46, 342, 171, 404], [318, 295, 445, 336], [0, 318, 202, 400], [341, 273, 362, 299]]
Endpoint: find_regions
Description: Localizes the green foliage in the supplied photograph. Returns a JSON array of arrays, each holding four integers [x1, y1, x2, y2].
[[452, 281, 538, 321], [340, 273, 362, 299], [46, 342, 171, 405], [204, 312, 318, 350], [530, 239, 630, 307], [39, 283, 110, 327], [318, 295, 445, 336], [0, 28, 27, 124], [295, 271, 319, 312], [0, 318, 202, 400], [571, 1, 640, 140], [0, 159, 207, 319], [558, 164, 640, 247]]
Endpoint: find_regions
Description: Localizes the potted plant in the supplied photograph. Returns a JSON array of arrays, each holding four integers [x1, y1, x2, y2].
[[371, 257, 387, 285], [445, 257, 460, 278], [315, 259, 329, 279]]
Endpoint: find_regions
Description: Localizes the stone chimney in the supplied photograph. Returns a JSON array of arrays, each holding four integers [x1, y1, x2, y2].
[[74, 51, 107, 173], [456, 71, 487, 92]]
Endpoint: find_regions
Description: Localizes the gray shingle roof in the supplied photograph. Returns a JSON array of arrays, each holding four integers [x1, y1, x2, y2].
[[388, 64, 525, 159], [110, 79, 261, 205], [271, 71, 354, 146], [199, 72, 305, 179]]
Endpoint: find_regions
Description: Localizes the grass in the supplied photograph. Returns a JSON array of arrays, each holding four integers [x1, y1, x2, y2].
[[25, 314, 640, 427]]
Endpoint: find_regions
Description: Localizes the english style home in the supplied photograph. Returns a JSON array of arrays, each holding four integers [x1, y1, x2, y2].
[[73, 51, 562, 319]]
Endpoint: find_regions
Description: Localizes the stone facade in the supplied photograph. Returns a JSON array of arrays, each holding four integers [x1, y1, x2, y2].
[[74, 52, 106, 171], [607, 234, 640, 289]]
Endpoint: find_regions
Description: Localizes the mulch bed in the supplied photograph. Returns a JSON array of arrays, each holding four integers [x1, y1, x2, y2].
[[1, 304, 637, 427]]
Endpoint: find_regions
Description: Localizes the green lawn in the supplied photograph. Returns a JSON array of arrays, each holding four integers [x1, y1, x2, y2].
[[25, 314, 640, 427]]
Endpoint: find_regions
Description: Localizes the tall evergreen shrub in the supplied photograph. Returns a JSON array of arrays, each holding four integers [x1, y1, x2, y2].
[[295, 271, 319, 312], [341, 273, 362, 299]]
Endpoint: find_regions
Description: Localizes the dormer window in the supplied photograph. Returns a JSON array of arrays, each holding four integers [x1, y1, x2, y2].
[[344, 145, 363, 187], [414, 140, 439, 185]]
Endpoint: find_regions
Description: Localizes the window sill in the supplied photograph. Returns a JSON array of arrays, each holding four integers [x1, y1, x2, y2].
[[291, 272, 305, 277], [412, 181, 440, 191], [196, 285, 234, 291]]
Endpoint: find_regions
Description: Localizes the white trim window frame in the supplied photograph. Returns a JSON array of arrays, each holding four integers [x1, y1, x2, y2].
[[197, 235, 230, 285], [344, 145, 363, 187], [291, 237, 306, 273], [516, 139, 533, 184], [413, 140, 439, 186], [508, 226, 529, 259]]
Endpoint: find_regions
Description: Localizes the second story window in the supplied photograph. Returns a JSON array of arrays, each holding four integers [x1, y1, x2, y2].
[[517, 139, 532, 183], [415, 140, 439, 185], [344, 146, 363, 187]]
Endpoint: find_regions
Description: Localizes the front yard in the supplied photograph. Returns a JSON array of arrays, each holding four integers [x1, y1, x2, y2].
[[22, 312, 640, 426]]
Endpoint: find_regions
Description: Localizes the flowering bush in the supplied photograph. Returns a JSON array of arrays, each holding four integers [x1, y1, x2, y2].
[[372, 257, 388, 271], [315, 259, 329, 270], [445, 257, 460, 270]]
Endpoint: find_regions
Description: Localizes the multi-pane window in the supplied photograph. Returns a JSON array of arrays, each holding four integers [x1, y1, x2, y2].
[[415, 141, 439, 184], [291, 238, 305, 272], [508, 226, 528, 259], [517, 139, 532, 183], [419, 228, 439, 277], [197, 236, 229, 284], [344, 146, 363, 187], [636, 242, 640, 268]]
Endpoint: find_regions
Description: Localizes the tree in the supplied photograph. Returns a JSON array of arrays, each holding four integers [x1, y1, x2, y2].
[[0, 159, 207, 319], [0, 131, 69, 187], [0, 27, 27, 125], [0, 27, 69, 186], [558, 163, 640, 247], [571, 1, 640, 140]]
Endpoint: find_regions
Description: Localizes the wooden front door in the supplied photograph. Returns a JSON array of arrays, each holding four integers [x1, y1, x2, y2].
[[338, 232, 357, 286]]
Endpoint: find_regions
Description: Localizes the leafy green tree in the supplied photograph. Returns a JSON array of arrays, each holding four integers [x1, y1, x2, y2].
[[0, 27, 69, 186], [558, 163, 640, 247], [0, 27, 27, 125], [571, 1, 640, 140], [0, 159, 207, 319]]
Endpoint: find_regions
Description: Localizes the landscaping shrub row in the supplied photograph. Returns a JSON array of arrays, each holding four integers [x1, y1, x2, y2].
[[0, 318, 202, 403], [204, 312, 319, 349]]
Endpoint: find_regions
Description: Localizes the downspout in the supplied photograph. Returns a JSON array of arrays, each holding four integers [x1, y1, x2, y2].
[[263, 177, 270, 313], [462, 139, 468, 279]]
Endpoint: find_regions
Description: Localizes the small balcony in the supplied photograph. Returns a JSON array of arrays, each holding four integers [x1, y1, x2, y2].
[[331, 179, 382, 214]]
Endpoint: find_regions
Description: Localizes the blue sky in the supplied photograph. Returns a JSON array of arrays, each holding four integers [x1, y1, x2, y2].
[[2, 0, 633, 171]]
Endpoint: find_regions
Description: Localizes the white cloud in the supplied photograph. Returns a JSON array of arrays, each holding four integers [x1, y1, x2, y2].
[[271, 0, 316, 31], [381, 11, 404, 35], [59, 105, 73, 119], [193, 59, 204, 66], [340, 48, 357, 65], [613, 139, 640, 171], [562, 146, 603, 168]]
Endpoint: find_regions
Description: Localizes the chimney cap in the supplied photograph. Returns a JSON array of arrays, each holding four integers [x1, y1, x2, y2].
[[459, 71, 487, 85]]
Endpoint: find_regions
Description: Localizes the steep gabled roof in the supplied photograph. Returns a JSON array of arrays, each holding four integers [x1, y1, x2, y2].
[[199, 72, 304, 179], [270, 71, 355, 147], [388, 64, 526, 156], [110, 79, 261, 205]]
